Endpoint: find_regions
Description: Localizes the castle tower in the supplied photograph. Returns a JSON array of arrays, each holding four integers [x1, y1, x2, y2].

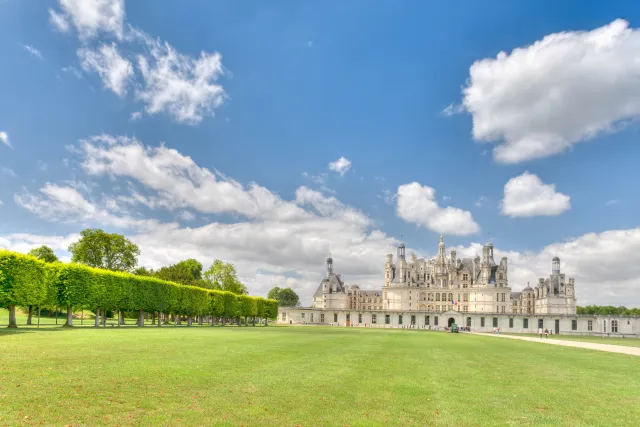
[[552, 256, 560, 275], [326, 256, 333, 277], [384, 254, 393, 287], [481, 241, 494, 284], [397, 243, 406, 282]]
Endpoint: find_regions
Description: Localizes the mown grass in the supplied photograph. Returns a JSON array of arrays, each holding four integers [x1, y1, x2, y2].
[[503, 332, 640, 348], [1, 324, 639, 426]]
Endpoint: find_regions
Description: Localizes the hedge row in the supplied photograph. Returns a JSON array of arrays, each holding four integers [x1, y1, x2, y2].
[[0, 249, 278, 328]]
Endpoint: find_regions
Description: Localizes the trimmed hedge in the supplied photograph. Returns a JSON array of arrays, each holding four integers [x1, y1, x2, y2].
[[0, 249, 278, 327]]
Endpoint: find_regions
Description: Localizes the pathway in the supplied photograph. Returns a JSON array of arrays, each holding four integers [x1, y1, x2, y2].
[[474, 332, 640, 356]]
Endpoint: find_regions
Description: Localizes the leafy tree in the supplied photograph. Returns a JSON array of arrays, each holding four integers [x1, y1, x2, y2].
[[155, 259, 202, 287], [28, 246, 59, 263], [267, 286, 300, 307], [133, 266, 155, 276], [202, 259, 248, 295], [68, 228, 140, 272]]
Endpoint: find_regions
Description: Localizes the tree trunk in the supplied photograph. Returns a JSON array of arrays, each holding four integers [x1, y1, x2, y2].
[[27, 305, 33, 325], [222, 317, 226, 327], [245, 317, 249, 327], [187, 315, 192, 326], [152, 312, 156, 325], [118, 310, 124, 326], [55, 308, 59, 325], [157, 312, 162, 327], [199, 316, 203, 326], [138, 309, 145, 327], [95, 308, 101, 327], [102, 308, 107, 327], [210, 316, 215, 327], [7, 305, 17, 328], [37, 306, 41, 328], [81, 309, 84, 325], [63, 305, 73, 327]]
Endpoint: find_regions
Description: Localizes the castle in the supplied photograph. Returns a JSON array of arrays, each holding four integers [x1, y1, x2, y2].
[[312, 236, 576, 315]]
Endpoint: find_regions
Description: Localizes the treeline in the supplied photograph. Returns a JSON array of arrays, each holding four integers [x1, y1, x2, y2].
[[0, 249, 278, 328], [577, 305, 640, 316]]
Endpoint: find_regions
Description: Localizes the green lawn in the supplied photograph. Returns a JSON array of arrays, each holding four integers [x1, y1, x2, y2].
[[1, 325, 639, 426], [502, 332, 640, 348]]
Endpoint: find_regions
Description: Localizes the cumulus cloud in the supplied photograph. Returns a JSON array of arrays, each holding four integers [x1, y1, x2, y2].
[[459, 19, 640, 163], [0, 131, 11, 148], [78, 43, 133, 96], [129, 111, 142, 121], [49, 0, 125, 40], [22, 45, 43, 60], [328, 156, 352, 176], [501, 172, 571, 217], [396, 182, 480, 236]]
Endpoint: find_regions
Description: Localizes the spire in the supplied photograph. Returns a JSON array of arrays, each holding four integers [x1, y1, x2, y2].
[[439, 234, 444, 245]]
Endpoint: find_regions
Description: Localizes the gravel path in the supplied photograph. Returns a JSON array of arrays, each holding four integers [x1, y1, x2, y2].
[[475, 333, 640, 356]]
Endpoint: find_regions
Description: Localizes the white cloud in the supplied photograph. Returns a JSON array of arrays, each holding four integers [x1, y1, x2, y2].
[[78, 43, 133, 96], [133, 32, 226, 124], [441, 103, 464, 116], [328, 156, 352, 176], [178, 211, 195, 221], [501, 172, 571, 217], [129, 111, 142, 121], [442, 195, 451, 202], [1, 167, 17, 178], [459, 19, 640, 163], [475, 196, 488, 208], [7, 134, 403, 304], [0, 131, 11, 148], [396, 182, 480, 236], [22, 45, 43, 60], [378, 189, 397, 206], [62, 65, 83, 79], [605, 199, 620, 206], [49, 0, 125, 40]]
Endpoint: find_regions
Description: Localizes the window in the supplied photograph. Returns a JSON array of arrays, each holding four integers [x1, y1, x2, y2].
[[372, 314, 377, 324], [334, 313, 338, 323], [499, 273, 503, 280], [571, 320, 577, 330], [320, 313, 325, 323], [480, 317, 485, 327], [509, 318, 513, 328], [436, 305, 440, 312], [463, 294, 469, 302], [466, 317, 471, 327], [310, 313, 314, 322], [425, 315, 430, 326], [538, 319, 543, 329], [493, 318, 498, 328], [398, 315, 403, 325], [385, 314, 390, 325], [523, 318, 528, 328], [501, 293, 506, 302], [436, 293, 441, 301], [411, 315, 416, 325], [359, 314, 363, 323], [612, 320, 618, 333], [282, 312, 286, 321], [448, 293, 453, 301], [301, 313, 305, 320], [587, 320, 592, 331], [434, 316, 439, 326], [463, 306, 468, 312], [463, 274, 468, 281], [502, 306, 506, 313], [463, 282, 468, 289]]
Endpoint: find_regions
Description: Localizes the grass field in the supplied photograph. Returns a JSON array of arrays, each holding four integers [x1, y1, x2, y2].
[[1, 324, 639, 426], [502, 332, 640, 348]]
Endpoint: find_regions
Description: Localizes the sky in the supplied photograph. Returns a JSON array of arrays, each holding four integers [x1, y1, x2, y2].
[[1, 0, 640, 307]]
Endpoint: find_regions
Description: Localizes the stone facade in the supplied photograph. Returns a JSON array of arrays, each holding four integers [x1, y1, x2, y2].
[[313, 236, 575, 316], [278, 308, 640, 337]]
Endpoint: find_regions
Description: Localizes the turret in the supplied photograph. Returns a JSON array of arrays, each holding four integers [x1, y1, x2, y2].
[[326, 256, 333, 277], [552, 256, 560, 275]]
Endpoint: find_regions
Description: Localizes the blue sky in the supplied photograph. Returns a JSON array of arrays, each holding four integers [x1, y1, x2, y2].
[[1, 0, 639, 306]]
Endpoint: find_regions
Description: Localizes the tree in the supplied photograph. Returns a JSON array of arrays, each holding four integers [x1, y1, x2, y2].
[[267, 286, 300, 307], [133, 266, 155, 276], [155, 259, 202, 287], [28, 246, 59, 263], [202, 259, 248, 295], [68, 229, 140, 272]]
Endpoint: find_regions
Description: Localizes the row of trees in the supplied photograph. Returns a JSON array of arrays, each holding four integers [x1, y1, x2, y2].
[[577, 305, 640, 316], [0, 249, 278, 328]]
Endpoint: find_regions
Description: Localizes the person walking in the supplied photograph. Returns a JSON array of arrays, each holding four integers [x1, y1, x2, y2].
[[544, 328, 549, 338], [538, 327, 543, 338]]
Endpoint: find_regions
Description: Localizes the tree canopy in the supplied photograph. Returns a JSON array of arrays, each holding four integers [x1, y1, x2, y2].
[[28, 246, 59, 263], [68, 228, 140, 272], [577, 305, 640, 316], [155, 258, 203, 287], [202, 259, 248, 295], [267, 286, 300, 307]]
